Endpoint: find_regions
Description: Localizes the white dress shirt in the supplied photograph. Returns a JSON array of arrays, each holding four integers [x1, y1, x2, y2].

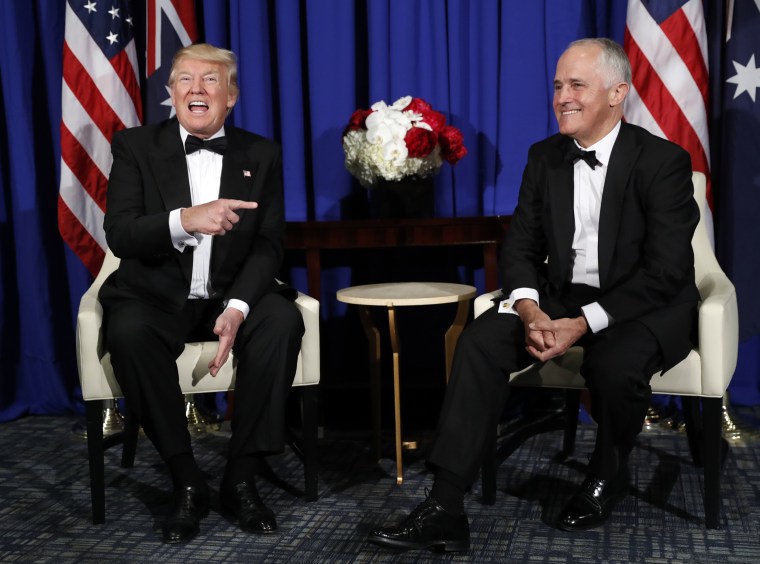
[[168, 124, 249, 319], [502, 122, 621, 333]]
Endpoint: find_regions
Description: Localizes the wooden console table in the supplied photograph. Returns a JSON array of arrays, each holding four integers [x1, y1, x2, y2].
[[285, 216, 511, 298]]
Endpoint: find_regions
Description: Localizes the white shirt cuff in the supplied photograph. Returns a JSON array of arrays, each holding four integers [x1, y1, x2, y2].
[[225, 299, 250, 320], [581, 302, 611, 333], [169, 208, 199, 252], [498, 288, 540, 316]]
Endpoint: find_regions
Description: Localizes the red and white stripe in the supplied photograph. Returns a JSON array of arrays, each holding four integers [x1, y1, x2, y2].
[[624, 0, 712, 206], [58, 1, 142, 276]]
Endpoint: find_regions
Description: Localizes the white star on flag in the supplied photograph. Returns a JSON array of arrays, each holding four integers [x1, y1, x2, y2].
[[726, 54, 760, 102], [161, 85, 176, 117]]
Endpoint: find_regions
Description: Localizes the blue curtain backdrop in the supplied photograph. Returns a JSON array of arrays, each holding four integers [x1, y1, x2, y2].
[[0, 0, 757, 422]]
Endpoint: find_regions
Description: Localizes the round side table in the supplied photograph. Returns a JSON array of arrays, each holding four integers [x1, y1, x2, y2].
[[336, 282, 477, 484]]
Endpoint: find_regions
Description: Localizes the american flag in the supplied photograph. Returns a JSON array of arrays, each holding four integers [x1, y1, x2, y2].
[[144, 0, 198, 124], [623, 0, 711, 205], [59, 0, 142, 276]]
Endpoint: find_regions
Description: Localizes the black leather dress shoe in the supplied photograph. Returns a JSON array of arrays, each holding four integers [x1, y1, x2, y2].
[[221, 481, 277, 534], [557, 468, 630, 532], [367, 495, 470, 552], [162, 484, 210, 544]]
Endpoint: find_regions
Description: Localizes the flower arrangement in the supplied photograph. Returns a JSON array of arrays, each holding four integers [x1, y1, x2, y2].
[[342, 95, 467, 188]]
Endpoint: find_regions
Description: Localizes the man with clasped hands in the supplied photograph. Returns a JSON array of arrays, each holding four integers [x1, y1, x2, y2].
[[368, 38, 700, 552], [99, 43, 303, 543]]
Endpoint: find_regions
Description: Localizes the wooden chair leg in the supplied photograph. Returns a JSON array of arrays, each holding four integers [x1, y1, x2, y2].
[[85, 400, 106, 525], [681, 395, 724, 529], [702, 397, 722, 529], [301, 385, 319, 501], [562, 389, 581, 457], [681, 396, 703, 466], [481, 423, 497, 505], [121, 404, 138, 468]]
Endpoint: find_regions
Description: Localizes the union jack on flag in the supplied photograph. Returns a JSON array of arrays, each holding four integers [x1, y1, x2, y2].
[[144, 0, 198, 124], [58, 0, 142, 275]]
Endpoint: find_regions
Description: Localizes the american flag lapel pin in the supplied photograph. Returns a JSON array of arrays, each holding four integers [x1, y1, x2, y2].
[[243, 170, 251, 177]]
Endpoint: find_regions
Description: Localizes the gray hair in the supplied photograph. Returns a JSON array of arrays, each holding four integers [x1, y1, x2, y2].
[[568, 38, 632, 87]]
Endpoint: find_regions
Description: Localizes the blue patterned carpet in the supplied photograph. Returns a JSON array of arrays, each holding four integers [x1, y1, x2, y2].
[[1, 406, 760, 563]]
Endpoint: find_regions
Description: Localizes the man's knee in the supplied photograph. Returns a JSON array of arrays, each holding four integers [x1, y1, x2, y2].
[[244, 294, 304, 342], [582, 353, 651, 403]]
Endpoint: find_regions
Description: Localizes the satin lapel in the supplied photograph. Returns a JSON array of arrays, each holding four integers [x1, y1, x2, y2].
[[212, 128, 260, 270], [150, 120, 192, 211], [148, 120, 193, 281], [597, 124, 640, 287], [548, 139, 576, 283]]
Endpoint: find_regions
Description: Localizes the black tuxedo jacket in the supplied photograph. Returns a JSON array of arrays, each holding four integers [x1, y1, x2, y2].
[[500, 122, 700, 372], [100, 118, 287, 312]]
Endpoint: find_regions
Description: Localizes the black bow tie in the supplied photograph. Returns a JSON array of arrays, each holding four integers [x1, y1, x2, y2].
[[565, 145, 600, 169], [185, 134, 227, 155]]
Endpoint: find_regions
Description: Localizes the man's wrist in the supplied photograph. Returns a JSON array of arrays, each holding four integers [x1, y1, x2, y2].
[[514, 298, 537, 318], [180, 207, 190, 232]]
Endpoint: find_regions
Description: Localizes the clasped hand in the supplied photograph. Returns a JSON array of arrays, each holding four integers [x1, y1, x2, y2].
[[181, 199, 258, 236], [515, 300, 587, 362]]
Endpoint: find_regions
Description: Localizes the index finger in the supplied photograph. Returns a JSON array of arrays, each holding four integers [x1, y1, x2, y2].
[[229, 200, 259, 210]]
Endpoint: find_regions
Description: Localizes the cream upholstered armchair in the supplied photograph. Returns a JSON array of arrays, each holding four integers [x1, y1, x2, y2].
[[76, 249, 320, 524], [475, 172, 738, 529]]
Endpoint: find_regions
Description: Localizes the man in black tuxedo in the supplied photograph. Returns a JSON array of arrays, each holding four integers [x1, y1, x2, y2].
[[100, 43, 304, 543], [368, 38, 699, 552]]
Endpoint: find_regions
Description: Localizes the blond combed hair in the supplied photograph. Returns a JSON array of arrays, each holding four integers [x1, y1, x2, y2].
[[167, 43, 239, 97]]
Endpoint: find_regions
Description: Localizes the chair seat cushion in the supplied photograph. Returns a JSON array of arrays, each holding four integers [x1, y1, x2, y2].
[[83, 343, 312, 401], [509, 348, 710, 397]]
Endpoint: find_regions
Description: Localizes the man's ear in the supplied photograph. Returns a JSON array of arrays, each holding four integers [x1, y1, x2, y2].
[[609, 82, 629, 108]]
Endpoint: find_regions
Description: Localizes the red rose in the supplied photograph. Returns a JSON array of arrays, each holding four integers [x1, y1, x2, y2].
[[419, 109, 446, 133], [342, 108, 373, 137], [403, 98, 446, 132], [404, 97, 432, 114], [405, 126, 437, 158], [438, 125, 467, 164]]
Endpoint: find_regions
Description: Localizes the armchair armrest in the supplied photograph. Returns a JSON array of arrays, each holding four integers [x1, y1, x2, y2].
[[293, 291, 320, 386], [696, 271, 739, 396], [76, 251, 120, 399], [474, 290, 501, 318]]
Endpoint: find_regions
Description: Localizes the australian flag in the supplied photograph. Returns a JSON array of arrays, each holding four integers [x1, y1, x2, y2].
[[716, 0, 760, 342], [143, 0, 198, 124]]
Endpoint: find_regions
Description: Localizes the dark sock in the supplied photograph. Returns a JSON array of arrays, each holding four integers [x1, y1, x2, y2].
[[430, 468, 467, 514], [166, 453, 204, 490], [223, 455, 259, 490]]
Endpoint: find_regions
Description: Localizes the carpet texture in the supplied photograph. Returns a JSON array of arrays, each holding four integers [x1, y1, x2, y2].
[[1, 407, 759, 563]]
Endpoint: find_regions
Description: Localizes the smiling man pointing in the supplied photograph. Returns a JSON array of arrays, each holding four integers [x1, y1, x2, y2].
[[99, 43, 303, 544]]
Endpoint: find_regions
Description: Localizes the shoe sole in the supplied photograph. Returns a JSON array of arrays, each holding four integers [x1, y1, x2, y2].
[[556, 519, 607, 532], [367, 535, 469, 552]]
